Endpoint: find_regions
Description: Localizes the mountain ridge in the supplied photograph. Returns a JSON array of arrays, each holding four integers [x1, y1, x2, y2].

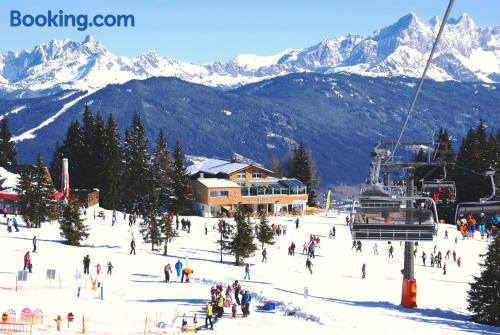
[[0, 12, 498, 98]]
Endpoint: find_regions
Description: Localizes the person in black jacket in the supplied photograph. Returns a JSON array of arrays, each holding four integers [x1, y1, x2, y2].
[[130, 239, 136, 255], [306, 258, 313, 274], [83, 255, 91, 274]]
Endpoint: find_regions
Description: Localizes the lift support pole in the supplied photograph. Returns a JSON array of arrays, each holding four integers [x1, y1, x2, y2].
[[401, 171, 417, 308]]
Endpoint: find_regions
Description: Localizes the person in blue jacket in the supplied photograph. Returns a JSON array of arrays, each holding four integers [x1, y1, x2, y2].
[[175, 259, 183, 279], [241, 290, 252, 317]]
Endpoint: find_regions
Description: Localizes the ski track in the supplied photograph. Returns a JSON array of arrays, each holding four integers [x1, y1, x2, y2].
[[12, 91, 92, 142]]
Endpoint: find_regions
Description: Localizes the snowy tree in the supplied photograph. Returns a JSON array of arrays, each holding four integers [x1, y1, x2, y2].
[[226, 208, 257, 265], [59, 200, 89, 246], [170, 141, 192, 216], [101, 113, 122, 210], [467, 235, 500, 326], [16, 155, 58, 228], [256, 214, 275, 249], [0, 117, 17, 166]]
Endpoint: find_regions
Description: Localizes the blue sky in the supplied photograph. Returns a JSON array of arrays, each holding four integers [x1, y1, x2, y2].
[[1, 0, 498, 63]]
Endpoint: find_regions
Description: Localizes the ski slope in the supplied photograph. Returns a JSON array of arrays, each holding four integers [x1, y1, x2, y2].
[[0, 208, 498, 335]]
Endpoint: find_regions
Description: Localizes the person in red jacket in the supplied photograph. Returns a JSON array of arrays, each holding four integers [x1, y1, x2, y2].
[[362, 263, 366, 279], [23, 251, 32, 273], [457, 257, 462, 267]]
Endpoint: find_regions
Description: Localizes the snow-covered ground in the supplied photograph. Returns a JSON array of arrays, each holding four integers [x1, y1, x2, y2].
[[0, 208, 498, 335]]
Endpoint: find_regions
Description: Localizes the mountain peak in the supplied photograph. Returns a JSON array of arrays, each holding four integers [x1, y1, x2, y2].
[[83, 34, 96, 44], [448, 13, 476, 27]]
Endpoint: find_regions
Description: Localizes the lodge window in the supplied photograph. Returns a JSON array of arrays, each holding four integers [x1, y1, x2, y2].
[[210, 191, 229, 198], [236, 172, 246, 179], [252, 171, 261, 178]]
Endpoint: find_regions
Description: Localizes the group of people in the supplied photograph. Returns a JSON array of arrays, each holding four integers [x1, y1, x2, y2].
[[163, 259, 194, 283], [82, 255, 113, 276], [457, 213, 497, 240], [5, 217, 19, 232], [203, 280, 252, 330]]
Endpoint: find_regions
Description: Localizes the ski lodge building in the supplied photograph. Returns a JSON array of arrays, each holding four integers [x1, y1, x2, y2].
[[187, 157, 308, 217]]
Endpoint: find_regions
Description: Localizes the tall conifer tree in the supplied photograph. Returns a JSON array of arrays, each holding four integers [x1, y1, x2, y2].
[[0, 117, 17, 166]]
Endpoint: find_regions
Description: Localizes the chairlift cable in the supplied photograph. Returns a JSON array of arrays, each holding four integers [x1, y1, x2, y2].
[[390, 0, 455, 162]]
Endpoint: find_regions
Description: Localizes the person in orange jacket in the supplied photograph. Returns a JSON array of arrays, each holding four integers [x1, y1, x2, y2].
[[181, 267, 193, 282]]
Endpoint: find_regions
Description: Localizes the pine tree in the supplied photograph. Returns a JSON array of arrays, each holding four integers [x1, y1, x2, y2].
[[61, 121, 84, 189], [152, 129, 173, 210], [467, 235, 500, 326], [92, 113, 107, 193], [122, 113, 150, 211], [226, 208, 257, 265], [80, 104, 95, 189], [59, 200, 90, 246], [140, 208, 164, 251], [289, 143, 319, 207], [256, 214, 275, 249], [101, 113, 122, 210], [16, 155, 58, 228], [161, 215, 178, 256], [170, 141, 192, 215], [0, 117, 17, 166], [49, 142, 64, 191]]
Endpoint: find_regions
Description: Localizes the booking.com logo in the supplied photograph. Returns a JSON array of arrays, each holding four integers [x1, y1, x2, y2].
[[10, 10, 135, 31]]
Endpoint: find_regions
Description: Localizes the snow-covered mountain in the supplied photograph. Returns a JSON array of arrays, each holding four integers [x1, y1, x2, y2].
[[0, 13, 498, 97]]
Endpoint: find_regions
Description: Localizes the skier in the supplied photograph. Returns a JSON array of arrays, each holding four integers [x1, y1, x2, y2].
[[175, 259, 183, 279], [346, 215, 350, 226], [421, 251, 426, 266], [388, 245, 394, 258], [457, 257, 461, 268], [232, 280, 241, 305], [361, 263, 366, 279], [373, 243, 378, 255], [205, 222, 208, 235], [261, 248, 267, 262], [12, 217, 19, 232], [83, 255, 91, 274], [443, 263, 447, 275], [444, 230, 448, 239], [332, 226, 336, 238], [351, 240, 357, 250], [445, 249, 450, 259], [205, 303, 214, 330], [130, 239, 136, 255], [23, 251, 31, 272], [430, 253, 435, 267], [107, 261, 114, 275], [95, 263, 102, 275], [306, 258, 313, 274], [302, 242, 308, 254], [164, 263, 172, 282], [356, 240, 362, 252], [295, 217, 300, 229], [452, 250, 457, 262], [6, 218, 12, 232], [244, 263, 251, 280], [32, 236, 37, 253]]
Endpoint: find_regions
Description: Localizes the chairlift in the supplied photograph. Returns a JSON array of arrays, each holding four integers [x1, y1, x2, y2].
[[454, 170, 500, 228], [350, 195, 439, 241]]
